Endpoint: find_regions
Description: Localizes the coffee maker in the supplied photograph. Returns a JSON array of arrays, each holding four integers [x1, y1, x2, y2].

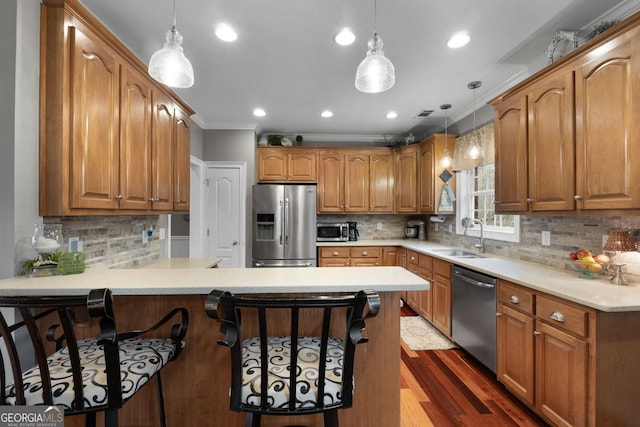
[[348, 222, 359, 241]]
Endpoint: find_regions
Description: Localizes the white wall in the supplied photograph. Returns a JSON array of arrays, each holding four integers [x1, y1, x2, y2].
[[13, 0, 41, 274], [0, 0, 17, 280]]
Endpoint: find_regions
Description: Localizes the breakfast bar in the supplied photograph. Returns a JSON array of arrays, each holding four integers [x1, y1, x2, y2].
[[0, 266, 427, 427]]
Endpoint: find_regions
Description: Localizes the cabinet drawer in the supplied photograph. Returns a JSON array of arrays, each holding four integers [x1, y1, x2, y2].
[[319, 247, 350, 258], [499, 281, 534, 314], [350, 247, 381, 258], [433, 259, 451, 278], [536, 295, 590, 338]]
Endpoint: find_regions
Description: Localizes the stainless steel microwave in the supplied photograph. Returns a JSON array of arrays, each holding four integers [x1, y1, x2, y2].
[[317, 222, 349, 242]]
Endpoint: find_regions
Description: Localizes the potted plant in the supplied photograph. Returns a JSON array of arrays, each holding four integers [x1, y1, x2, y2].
[[267, 134, 283, 146]]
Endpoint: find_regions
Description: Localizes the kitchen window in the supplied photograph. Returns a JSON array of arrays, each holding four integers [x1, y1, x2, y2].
[[456, 164, 520, 243]]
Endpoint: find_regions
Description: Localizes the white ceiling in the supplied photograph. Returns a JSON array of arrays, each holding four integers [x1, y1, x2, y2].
[[79, 0, 640, 142]]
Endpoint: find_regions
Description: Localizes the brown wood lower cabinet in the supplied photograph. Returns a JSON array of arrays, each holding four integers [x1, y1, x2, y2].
[[497, 279, 640, 427], [431, 258, 451, 337], [318, 246, 402, 267]]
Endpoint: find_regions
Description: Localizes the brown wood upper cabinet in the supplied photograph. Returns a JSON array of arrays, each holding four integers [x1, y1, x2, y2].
[[317, 148, 393, 213], [491, 13, 640, 214], [419, 134, 458, 215], [256, 147, 318, 182], [39, 0, 193, 216]]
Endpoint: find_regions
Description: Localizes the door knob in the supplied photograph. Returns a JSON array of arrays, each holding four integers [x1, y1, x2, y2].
[[232, 240, 238, 245]]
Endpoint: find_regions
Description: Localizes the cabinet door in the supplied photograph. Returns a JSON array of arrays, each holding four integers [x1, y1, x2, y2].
[[527, 71, 575, 211], [369, 152, 394, 213], [395, 146, 419, 213], [381, 247, 398, 266], [119, 65, 152, 210], [494, 95, 529, 212], [419, 142, 435, 213], [535, 321, 588, 427], [497, 304, 535, 406], [257, 148, 288, 181], [151, 93, 174, 210], [69, 26, 120, 210], [174, 108, 190, 211], [575, 34, 640, 209], [417, 254, 433, 321], [344, 153, 369, 213], [317, 152, 345, 212], [431, 274, 450, 336], [288, 150, 317, 182]]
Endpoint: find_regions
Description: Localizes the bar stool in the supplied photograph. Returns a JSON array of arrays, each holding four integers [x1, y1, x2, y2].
[[205, 289, 380, 427], [0, 288, 188, 427]]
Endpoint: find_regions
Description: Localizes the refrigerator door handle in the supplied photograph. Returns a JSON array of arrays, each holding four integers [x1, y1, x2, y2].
[[284, 198, 290, 245], [279, 199, 284, 245]]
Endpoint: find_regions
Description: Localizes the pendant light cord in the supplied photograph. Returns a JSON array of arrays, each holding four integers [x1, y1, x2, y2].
[[172, 0, 177, 30], [374, 0, 378, 35]]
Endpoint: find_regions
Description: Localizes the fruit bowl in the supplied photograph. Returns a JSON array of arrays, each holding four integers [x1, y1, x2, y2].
[[567, 260, 604, 279]]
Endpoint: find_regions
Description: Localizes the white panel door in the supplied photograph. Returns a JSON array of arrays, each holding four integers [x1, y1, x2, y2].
[[205, 162, 246, 268]]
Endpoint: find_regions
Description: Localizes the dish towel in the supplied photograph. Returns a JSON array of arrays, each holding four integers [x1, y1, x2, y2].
[[438, 183, 456, 212]]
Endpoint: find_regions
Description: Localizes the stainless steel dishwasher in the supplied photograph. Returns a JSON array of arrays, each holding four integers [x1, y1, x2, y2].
[[451, 264, 497, 373]]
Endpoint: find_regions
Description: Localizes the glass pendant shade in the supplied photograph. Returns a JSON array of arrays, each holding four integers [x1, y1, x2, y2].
[[464, 134, 483, 160], [355, 33, 395, 93], [440, 148, 452, 168], [149, 27, 194, 88]]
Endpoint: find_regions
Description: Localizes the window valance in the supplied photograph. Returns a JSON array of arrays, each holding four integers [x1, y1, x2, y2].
[[451, 123, 495, 171]]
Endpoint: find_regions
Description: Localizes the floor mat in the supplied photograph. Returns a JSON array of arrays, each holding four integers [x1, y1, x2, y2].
[[400, 316, 457, 351]]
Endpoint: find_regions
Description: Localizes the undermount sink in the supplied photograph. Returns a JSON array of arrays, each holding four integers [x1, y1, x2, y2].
[[431, 249, 486, 258]]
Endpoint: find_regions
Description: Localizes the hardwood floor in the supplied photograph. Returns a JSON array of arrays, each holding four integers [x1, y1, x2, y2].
[[400, 306, 549, 427]]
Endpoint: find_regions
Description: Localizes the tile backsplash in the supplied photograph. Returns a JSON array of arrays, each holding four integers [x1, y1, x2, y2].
[[37, 216, 161, 269], [323, 214, 640, 283]]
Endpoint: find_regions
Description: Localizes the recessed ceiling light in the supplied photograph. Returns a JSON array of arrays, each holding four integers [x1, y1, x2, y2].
[[334, 28, 356, 46], [216, 24, 238, 42], [386, 111, 398, 119], [447, 32, 470, 48], [321, 110, 334, 118], [253, 108, 266, 117]]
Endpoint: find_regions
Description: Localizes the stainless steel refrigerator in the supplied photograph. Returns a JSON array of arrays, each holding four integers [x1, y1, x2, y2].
[[252, 184, 317, 267]]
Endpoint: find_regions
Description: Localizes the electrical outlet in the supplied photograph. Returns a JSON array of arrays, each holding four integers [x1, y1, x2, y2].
[[376, 222, 382, 231], [159, 228, 166, 240], [448, 224, 452, 233], [602, 234, 609, 247], [142, 230, 148, 245], [68, 237, 83, 252], [435, 223, 439, 232], [541, 231, 551, 246]]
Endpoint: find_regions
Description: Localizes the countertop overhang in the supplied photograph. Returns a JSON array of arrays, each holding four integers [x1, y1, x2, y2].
[[0, 266, 427, 297], [319, 239, 640, 312]]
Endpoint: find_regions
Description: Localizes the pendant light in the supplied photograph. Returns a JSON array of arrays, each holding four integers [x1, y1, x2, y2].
[[355, 0, 395, 93], [148, 0, 194, 88], [464, 81, 483, 160], [439, 104, 453, 168]]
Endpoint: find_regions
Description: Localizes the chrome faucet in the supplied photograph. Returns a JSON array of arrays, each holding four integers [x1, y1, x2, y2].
[[462, 217, 485, 253]]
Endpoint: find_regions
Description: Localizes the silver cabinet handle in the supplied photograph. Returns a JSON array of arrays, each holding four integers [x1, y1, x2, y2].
[[574, 195, 582, 200], [509, 295, 520, 304], [115, 194, 122, 200], [362, 251, 368, 256], [550, 311, 565, 322], [333, 251, 339, 256], [533, 331, 541, 336], [526, 198, 533, 203]]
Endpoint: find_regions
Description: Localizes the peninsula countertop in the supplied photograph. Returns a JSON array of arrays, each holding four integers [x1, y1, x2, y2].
[[318, 239, 640, 312], [0, 266, 427, 297]]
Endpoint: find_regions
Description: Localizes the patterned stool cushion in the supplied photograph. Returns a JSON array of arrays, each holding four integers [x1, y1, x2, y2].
[[240, 336, 346, 409], [5, 337, 178, 409]]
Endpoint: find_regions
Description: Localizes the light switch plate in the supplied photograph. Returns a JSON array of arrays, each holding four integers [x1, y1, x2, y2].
[[542, 231, 551, 246]]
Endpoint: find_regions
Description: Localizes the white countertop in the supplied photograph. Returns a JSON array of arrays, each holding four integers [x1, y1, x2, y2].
[[0, 266, 427, 297], [138, 258, 222, 269], [319, 239, 640, 312]]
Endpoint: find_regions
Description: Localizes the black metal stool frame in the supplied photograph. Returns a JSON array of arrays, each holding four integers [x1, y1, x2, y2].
[[206, 289, 380, 427]]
